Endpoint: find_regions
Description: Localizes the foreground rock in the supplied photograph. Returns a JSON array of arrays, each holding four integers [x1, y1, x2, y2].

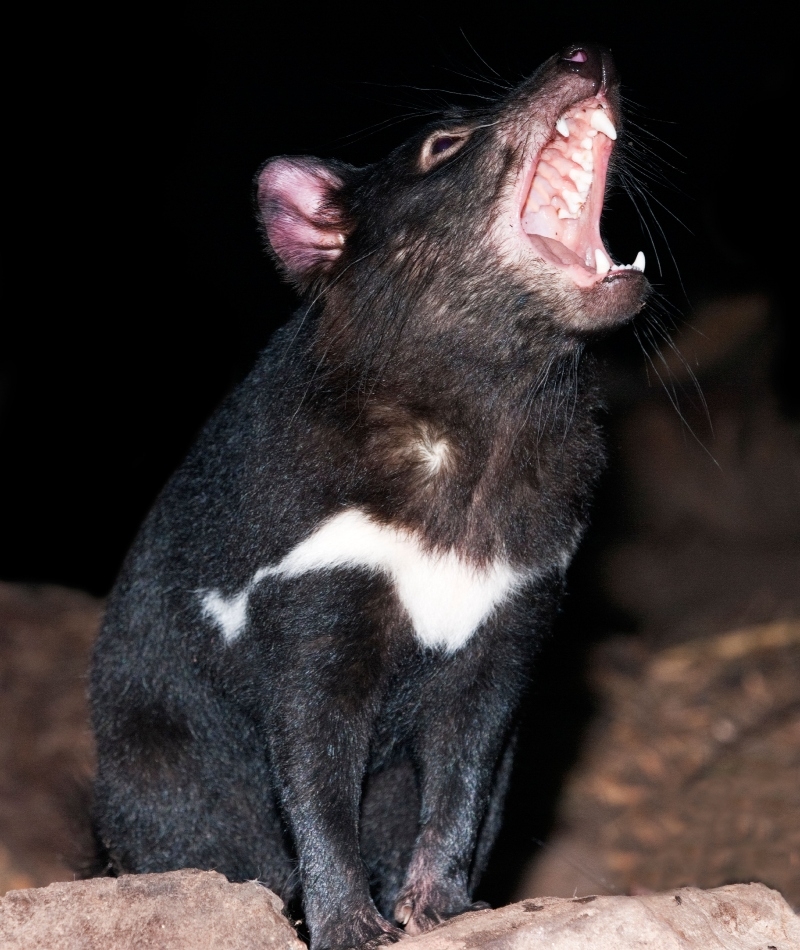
[[404, 884, 800, 949], [0, 870, 303, 950], [2, 871, 798, 950]]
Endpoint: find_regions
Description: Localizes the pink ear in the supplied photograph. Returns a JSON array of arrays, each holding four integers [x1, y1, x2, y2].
[[256, 158, 346, 283]]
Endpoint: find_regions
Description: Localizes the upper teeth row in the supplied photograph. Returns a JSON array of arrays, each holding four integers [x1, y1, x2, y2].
[[558, 106, 617, 141], [594, 249, 645, 275], [526, 104, 617, 222]]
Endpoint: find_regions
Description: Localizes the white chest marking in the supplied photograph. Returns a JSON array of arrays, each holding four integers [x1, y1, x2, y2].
[[201, 508, 532, 652], [201, 589, 250, 643]]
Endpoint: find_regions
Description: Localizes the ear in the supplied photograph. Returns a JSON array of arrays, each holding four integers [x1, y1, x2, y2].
[[256, 157, 348, 286]]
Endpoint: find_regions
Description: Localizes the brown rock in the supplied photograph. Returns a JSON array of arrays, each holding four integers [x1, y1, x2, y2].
[[2, 874, 797, 950], [0, 582, 102, 890], [521, 621, 800, 906], [403, 884, 800, 950], [0, 869, 304, 950]]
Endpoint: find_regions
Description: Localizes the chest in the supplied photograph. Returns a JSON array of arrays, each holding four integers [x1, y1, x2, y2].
[[202, 507, 555, 653]]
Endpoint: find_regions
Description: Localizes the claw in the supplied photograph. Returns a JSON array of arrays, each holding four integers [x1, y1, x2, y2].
[[394, 901, 413, 927]]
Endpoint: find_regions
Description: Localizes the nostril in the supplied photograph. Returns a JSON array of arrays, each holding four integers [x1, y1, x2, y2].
[[557, 43, 612, 92]]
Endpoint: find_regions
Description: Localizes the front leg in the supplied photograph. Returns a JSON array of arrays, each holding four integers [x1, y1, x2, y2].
[[393, 630, 527, 933], [260, 591, 402, 950]]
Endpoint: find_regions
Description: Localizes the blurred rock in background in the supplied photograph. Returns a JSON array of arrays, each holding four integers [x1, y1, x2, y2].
[[603, 293, 800, 645], [0, 584, 100, 894], [519, 621, 800, 905], [518, 292, 800, 906]]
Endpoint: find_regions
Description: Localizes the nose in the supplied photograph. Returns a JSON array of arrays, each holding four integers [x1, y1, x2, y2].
[[557, 43, 618, 93]]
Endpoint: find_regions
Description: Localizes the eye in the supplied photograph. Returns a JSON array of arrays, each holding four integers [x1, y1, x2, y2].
[[420, 129, 471, 170], [431, 135, 461, 155]]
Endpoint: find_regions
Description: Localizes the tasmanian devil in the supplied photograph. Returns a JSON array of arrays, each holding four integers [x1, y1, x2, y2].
[[90, 43, 648, 950]]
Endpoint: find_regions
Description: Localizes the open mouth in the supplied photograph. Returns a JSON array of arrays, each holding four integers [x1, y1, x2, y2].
[[521, 98, 644, 288]]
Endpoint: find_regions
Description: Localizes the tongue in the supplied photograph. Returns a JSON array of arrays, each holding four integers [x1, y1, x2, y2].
[[527, 234, 586, 268], [525, 234, 603, 289]]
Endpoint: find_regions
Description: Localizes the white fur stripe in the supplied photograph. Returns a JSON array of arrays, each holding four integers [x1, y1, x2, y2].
[[201, 508, 532, 651]]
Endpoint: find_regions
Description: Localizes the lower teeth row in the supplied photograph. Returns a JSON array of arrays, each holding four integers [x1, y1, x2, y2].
[[594, 249, 646, 275]]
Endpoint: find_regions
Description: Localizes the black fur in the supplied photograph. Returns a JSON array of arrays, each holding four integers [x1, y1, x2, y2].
[[90, 46, 648, 950]]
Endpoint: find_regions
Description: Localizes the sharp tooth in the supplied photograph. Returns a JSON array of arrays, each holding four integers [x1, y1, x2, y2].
[[632, 251, 645, 272], [590, 110, 617, 140], [556, 117, 569, 138], [595, 248, 611, 275]]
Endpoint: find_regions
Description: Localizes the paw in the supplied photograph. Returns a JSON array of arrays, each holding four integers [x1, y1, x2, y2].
[[394, 890, 490, 935], [311, 906, 403, 950], [361, 926, 404, 950]]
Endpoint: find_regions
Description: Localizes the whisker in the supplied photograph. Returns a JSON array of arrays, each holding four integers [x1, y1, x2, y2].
[[458, 28, 510, 86], [633, 321, 720, 468]]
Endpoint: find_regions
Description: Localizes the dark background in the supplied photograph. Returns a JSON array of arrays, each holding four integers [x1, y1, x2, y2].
[[2, 0, 792, 902]]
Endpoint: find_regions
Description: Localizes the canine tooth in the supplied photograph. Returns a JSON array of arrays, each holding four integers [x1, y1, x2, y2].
[[556, 117, 569, 137], [632, 251, 645, 272], [595, 248, 611, 275], [590, 109, 617, 140]]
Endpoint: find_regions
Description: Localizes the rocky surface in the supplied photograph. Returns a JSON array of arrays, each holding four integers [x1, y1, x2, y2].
[[601, 293, 800, 646], [405, 883, 800, 950], [0, 869, 302, 950], [1, 871, 798, 950], [0, 582, 101, 892], [514, 294, 800, 907], [521, 620, 800, 906]]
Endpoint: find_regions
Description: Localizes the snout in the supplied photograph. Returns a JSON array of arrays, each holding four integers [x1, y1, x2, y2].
[[556, 43, 618, 95]]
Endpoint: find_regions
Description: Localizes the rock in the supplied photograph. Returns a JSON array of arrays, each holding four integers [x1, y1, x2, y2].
[[0, 845, 35, 895], [520, 620, 800, 907], [2, 874, 797, 950], [402, 884, 800, 950], [0, 869, 304, 950], [0, 582, 103, 890], [600, 294, 800, 645]]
